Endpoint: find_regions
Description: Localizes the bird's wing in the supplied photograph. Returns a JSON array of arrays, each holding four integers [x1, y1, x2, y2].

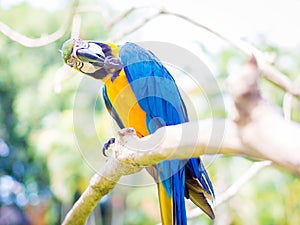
[[119, 42, 188, 224], [119, 42, 188, 130], [119, 42, 214, 223]]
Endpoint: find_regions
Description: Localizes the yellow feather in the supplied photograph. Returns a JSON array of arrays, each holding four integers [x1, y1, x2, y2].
[[104, 70, 149, 137], [104, 42, 120, 58], [157, 179, 174, 225]]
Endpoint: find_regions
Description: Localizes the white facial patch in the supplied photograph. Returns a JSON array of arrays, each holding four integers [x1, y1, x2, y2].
[[80, 61, 99, 74], [88, 43, 105, 58]]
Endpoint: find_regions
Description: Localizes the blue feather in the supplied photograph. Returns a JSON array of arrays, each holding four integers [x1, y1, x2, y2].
[[119, 42, 214, 224]]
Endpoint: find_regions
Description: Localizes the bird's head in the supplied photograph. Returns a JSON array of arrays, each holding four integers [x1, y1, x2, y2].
[[61, 38, 122, 80]]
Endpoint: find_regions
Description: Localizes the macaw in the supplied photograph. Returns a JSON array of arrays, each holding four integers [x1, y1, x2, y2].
[[61, 38, 215, 224]]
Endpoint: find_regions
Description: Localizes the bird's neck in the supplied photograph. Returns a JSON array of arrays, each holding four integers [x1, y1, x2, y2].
[[104, 42, 120, 58], [98, 42, 122, 83]]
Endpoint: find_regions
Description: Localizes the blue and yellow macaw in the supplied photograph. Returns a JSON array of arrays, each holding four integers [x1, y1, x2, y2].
[[61, 38, 215, 224]]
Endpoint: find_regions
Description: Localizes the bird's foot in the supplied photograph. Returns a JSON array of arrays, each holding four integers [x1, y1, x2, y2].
[[102, 128, 137, 157], [102, 137, 115, 157]]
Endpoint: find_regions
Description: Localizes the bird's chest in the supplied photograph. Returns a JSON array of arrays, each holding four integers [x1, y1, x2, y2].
[[104, 70, 149, 137]]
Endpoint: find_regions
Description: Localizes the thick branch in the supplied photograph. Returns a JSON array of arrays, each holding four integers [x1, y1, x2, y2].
[[62, 113, 300, 224], [62, 158, 142, 225], [62, 118, 248, 225], [227, 57, 300, 174], [113, 117, 300, 174], [113, 119, 253, 165]]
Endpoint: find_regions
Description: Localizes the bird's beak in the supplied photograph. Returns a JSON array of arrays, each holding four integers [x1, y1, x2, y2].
[[76, 48, 105, 63]]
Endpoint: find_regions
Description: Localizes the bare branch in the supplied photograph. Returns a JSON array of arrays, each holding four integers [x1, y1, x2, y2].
[[71, 14, 81, 38], [171, 12, 300, 99], [283, 93, 293, 121], [0, 0, 79, 47], [0, 21, 65, 47], [112, 120, 300, 175], [62, 113, 300, 225], [112, 11, 161, 42], [227, 57, 300, 174], [62, 158, 142, 225], [74, 6, 103, 13], [62, 60, 300, 224], [61, 118, 246, 225], [112, 120, 252, 165], [259, 62, 300, 99], [106, 7, 137, 29], [162, 11, 300, 99], [62, 129, 143, 225], [112, 9, 300, 99]]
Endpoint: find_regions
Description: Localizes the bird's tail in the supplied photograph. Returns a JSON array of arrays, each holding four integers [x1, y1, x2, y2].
[[148, 158, 215, 225], [185, 158, 215, 219], [155, 161, 187, 225]]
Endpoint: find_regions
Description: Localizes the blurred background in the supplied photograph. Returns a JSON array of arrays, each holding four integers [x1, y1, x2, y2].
[[1, 0, 300, 224]]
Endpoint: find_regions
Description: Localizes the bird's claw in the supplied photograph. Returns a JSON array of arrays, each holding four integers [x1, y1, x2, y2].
[[102, 138, 115, 157]]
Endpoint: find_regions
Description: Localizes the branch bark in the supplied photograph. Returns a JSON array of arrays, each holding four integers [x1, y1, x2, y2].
[[227, 57, 300, 174], [62, 158, 142, 225], [111, 120, 252, 166], [111, 115, 300, 175], [62, 108, 300, 225], [62, 118, 247, 225], [0, 0, 79, 47]]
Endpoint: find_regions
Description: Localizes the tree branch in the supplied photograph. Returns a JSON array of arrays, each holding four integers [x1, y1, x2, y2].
[[111, 120, 253, 166], [160, 11, 300, 99], [62, 112, 300, 225], [0, 0, 79, 47], [112, 11, 161, 42], [106, 7, 137, 29], [112, 118, 300, 175], [112, 9, 300, 99], [61, 118, 247, 225], [227, 56, 300, 174], [62, 158, 142, 225]]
